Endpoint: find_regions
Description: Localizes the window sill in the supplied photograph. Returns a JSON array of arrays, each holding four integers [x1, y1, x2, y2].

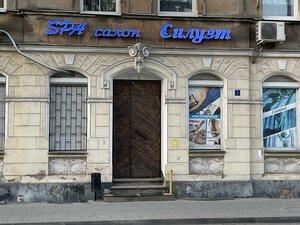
[[189, 150, 225, 158], [158, 12, 197, 17], [80, 11, 121, 16], [263, 16, 300, 21], [264, 150, 300, 158], [49, 151, 87, 157], [0, 151, 4, 157]]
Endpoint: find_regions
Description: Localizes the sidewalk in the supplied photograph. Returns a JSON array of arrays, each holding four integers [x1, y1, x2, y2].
[[0, 198, 300, 224]]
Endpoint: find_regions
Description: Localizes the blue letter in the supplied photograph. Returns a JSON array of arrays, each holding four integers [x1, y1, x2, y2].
[[160, 24, 172, 39], [45, 20, 60, 35], [192, 29, 206, 43], [121, 29, 131, 37], [130, 30, 141, 38], [205, 28, 215, 39], [59, 21, 74, 35], [94, 28, 103, 37], [110, 29, 119, 37], [101, 28, 111, 37], [69, 22, 86, 36], [183, 29, 195, 39], [173, 28, 185, 39], [215, 29, 231, 40]]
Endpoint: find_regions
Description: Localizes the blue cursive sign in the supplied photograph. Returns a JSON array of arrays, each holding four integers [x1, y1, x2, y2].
[[46, 20, 87, 36], [94, 28, 140, 38], [45, 20, 232, 44], [160, 24, 231, 43], [45, 20, 140, 38]]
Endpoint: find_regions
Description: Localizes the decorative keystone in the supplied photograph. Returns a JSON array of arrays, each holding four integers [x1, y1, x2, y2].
[[128, 43, 150, 74]]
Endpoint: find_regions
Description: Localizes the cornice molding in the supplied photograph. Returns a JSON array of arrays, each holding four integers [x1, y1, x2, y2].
[[1, 45, 300, 58]]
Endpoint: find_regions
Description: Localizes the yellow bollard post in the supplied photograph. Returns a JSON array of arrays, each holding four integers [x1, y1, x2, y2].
[[169, 169, 173, 194]]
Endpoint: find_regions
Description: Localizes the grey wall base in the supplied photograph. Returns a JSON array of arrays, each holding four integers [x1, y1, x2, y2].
[[253, 180, 300, 198], [0, 183, 111, 203], [172, 180, 300, 199], [172, 181, 253, 199], [1, 180, 300, 203]]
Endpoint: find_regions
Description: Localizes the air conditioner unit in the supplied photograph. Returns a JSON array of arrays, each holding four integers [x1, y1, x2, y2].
[[256, 21, 286, 45]]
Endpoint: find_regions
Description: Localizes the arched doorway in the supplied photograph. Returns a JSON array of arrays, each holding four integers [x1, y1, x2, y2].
[[113, 70, 162, 178]]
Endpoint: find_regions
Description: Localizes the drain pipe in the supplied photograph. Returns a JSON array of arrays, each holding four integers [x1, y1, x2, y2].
[[0, 29, 72, 75]]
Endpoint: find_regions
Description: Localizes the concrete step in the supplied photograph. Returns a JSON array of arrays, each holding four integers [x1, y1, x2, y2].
[[110, 177, 168, 197], [112, 178, 164, 186], [103, 193, 175, 202], [111, 185, 168, 196], [113, 177, 164, 182], [111, 184, 166, 190]]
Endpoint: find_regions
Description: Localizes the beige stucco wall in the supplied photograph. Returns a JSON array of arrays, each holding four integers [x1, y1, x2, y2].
[[0, 50, 299, 185]]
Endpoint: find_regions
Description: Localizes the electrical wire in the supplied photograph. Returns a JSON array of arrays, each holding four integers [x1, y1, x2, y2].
[[0, 29, 73, 75]]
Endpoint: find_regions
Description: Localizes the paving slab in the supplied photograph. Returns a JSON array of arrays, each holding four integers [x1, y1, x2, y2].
[[0, 198, 300, 224]]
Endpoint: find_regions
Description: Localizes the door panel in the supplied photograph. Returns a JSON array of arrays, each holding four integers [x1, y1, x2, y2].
[[113, 80, 161, 178], [113, 82, 132, 178]]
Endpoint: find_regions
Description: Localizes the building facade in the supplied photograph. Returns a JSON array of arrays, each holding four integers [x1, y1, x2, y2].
[[0, 0, 300, 202]]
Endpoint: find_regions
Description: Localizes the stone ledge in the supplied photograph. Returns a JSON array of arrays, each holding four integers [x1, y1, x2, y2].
[[88, 98, 113, 103], [49, 151, 87, 158], [264, 151, 300, 158], [165, 99, 186, 104], [189, 150, 225, 158]]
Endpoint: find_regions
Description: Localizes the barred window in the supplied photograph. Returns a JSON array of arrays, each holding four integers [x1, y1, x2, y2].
[[160, 0, 192, 12], [263, 0, 296, 17], [0, 76, 5, 151], [159, 0, 195, 16], [49, 77, 87, 151]]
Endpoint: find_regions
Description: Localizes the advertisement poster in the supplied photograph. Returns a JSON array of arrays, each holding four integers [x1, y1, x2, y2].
[[263, 88, 296, 148], [189, 87, 221, 149]]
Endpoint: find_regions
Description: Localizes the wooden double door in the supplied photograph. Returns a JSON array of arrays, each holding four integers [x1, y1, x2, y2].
[[113, 80, 161, 178]]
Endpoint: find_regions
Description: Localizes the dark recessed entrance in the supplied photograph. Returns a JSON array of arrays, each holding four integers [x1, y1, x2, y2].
[[113, 80, 161, 178]]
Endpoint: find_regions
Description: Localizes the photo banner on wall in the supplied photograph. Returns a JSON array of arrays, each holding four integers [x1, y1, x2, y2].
[[263, 88, 297, 148], [189, 87, 221, 149]]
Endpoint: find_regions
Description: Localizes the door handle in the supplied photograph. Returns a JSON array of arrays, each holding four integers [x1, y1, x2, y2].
[[135, 129, 147, 140]]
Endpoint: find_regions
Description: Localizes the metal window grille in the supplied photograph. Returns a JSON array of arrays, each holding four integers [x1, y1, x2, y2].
[[160, 0, 192, 12], [0, 0, 3, 8], [0, 84, 5, 151], [49, 85, 87, 151], [83, 0, 116, 12]]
